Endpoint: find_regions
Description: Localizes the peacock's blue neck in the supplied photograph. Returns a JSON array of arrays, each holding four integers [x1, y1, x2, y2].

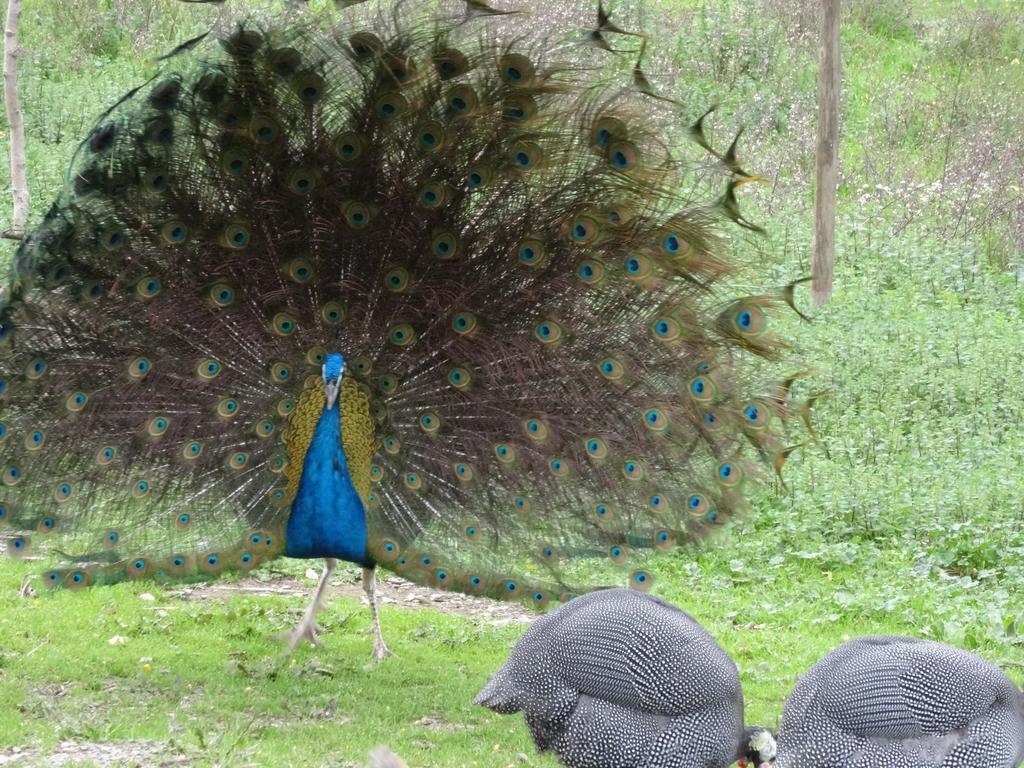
[[285, 402, 370, 566]]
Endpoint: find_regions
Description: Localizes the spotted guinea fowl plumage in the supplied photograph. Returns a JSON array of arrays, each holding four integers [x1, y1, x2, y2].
[[776, 635, 1024, 768], [474, 588, 772, 768]]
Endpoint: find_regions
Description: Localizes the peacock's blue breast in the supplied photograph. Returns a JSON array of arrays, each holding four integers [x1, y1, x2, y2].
[[285, 400, 370, 566]]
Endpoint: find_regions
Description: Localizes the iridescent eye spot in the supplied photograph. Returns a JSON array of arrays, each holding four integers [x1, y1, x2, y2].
[[26, 358, 47, 379], [136, 277, 161, 299], [630, 570, 653, 591], [730, 304, 766, 335], [447, 366, 471, 389], [129, 357, 152, 380], [663, 234, 681, 254], [272, 313, 296, 336], [389, 323, 416, 347], [133, 480, 151, 497], [106, 531, 119, 544], [419, 412, 440, 433], [26, 430, 44, 450], [689, 376, 715, 402], [494, 443, 517, 463], [451, 312, 478, 335], [584, 437, 608, 460], [522, 418, 549, 442], [384, 267, 410, 292], [3, 465, 22, 485], [228, 452, 249, 469], [210, 284, 234, 307], [505, 581, 517, 593], [652, 316, 682, 341], [717, 462, 744, 487], [687, 494, 708, 516], [270, 363, 291, 382], [643, 408, 668, 432], [516, 241, 548, 268], [622, 460, 644, 480], [133, 559, 146, 571], [148, 416, 169, 437], [321, 301, 344, 324], [67, 392, 89, 411], [534, 320, 563, 344], [217, 398, 239, 418]]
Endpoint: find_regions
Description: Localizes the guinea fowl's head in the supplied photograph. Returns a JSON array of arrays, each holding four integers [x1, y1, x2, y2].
[[322, 352, 345, 410], [737, 726, 777, 768]]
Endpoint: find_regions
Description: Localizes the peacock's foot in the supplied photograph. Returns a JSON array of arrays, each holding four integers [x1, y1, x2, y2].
[[373, 637, 393, 662], [274, 616, 324, 653]]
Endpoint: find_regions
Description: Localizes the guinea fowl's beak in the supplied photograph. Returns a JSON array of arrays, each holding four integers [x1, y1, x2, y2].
[[324, 379, 340, 410]]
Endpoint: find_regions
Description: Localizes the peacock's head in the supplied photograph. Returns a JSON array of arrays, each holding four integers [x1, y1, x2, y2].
[[738, 726, 777, 768], [323, 352, 345, 410]]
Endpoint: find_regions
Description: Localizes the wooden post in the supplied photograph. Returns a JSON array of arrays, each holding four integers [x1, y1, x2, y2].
[[812, 0, 840, 306], [4, 0, 29, 238]]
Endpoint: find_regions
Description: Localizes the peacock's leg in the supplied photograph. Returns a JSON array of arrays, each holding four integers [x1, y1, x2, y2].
[[282, 557, 337, 652], [363, 566, 392, 663]]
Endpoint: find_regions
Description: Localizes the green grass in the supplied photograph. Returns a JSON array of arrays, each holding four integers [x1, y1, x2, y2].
[[2, 0, 1024, 764]]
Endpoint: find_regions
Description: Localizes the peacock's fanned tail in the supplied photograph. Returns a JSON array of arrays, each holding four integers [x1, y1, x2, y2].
[[0, 3, 803, 604]]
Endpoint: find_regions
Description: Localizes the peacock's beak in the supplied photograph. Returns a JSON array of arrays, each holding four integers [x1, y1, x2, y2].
[[324, 379, 340, 410]]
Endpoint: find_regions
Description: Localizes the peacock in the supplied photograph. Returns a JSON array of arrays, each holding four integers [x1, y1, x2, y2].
[[475, 587, 778, 768], [775, 636, 1024, 768], [0, 0, 810, 660]]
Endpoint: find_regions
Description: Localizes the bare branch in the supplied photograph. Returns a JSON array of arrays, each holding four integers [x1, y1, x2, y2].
[[4, 0, 29, 237], [811, 0, 840, 306]]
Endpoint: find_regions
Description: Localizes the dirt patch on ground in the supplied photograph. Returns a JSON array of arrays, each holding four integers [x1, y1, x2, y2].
[[171, 571, 536, 626], [0, 740, 189, 767]]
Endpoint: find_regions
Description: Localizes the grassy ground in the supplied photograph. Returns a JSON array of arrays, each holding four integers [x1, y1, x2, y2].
[[1, 0, 1024, 766]]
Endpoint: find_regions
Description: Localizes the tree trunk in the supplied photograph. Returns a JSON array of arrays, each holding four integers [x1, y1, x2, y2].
[[812, 0, 840, 306], [4, 0, 29, 238]]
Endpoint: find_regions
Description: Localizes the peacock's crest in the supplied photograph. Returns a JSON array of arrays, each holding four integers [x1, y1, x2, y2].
[[0, 1, 812, 604]]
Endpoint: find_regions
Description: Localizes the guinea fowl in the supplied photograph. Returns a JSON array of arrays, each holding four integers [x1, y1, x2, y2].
[[475, 588, 777, 768], [776, 635, 1024, 768]]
